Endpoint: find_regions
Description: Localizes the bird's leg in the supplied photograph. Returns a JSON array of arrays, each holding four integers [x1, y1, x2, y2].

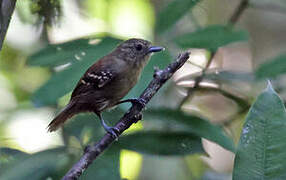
[[116, 98, 146, 108], [94, 112, 119, 138]]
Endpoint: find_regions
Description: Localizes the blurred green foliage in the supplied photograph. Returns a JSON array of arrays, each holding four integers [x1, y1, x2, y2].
[[80, 148, 121, 180], [1, 0, 286, 180], [1, 148, 69, 180], [143, 108, 235, 152], [118, 131, 205, 156], [174, 25, 249, 52], [155, 0, 200, 34], [255, 54, 286, 79]]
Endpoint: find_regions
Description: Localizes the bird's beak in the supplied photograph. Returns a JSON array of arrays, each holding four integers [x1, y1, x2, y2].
[[148, 46, 165, 53]]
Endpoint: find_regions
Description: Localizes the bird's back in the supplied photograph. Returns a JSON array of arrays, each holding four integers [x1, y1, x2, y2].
[[70, 53, 141, 112]]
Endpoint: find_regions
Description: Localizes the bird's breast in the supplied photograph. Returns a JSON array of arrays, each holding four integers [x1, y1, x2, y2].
[[105, 66, 142, 104]]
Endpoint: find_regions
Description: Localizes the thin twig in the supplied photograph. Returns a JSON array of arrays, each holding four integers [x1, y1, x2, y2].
[[178, 0, 249, 108], [228, 0, 249, 25], [62, 51, 190, 180]]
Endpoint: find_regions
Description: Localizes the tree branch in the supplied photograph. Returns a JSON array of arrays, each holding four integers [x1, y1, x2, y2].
[[62, 51, 190, 180], [228, 0, 249, 25], [0, 0, 17, 51]]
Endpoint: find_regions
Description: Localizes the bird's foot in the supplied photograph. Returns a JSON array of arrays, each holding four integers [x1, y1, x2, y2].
[[96, 112, 120, 139], [117, 98, 146, 108], [104, 126, 120, 139], [131, 98, 146, 108]]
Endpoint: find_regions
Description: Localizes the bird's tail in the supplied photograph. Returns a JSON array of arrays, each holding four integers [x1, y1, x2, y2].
[[47, 102, 77, 132]]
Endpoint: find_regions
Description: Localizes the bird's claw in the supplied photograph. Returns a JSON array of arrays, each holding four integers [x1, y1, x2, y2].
[[153, 66, 163, 77], [130, 98, 146, 108], [134, 112, 143, 123], [116, 98, 146, 108], [106, 126, 120, 139], [84, 145, 91, 153]]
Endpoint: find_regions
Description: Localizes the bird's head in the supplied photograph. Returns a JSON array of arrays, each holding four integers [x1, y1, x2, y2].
[[115, 38, 164, 68]]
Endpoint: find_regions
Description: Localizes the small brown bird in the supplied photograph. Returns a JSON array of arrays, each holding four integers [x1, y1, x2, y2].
[[47, 38, 164, 136]]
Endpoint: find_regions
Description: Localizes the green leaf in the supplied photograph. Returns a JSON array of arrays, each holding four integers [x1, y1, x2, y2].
[[27, 39, 99, 67], [118, 131, 204, 156], [143, 108, 235, 152], [155, 0, 200, 34], [177, 70, 255, 84], [0, 147, 28, 157], [80, 148, 120, 180], [0, 148, 69, 180], [31, 37, 122, 106], [233, 82, 286, 179], [255, 54, 286, 79], [0, 148, 28, 167], [174, 25, 249, 52]]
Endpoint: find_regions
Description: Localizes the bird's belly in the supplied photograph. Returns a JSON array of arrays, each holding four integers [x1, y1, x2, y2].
[[111, 78, 136, 98], [104, 75, 138, 105]]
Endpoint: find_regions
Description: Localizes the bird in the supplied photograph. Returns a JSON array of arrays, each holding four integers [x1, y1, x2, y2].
[[47, 38, 164, 137]]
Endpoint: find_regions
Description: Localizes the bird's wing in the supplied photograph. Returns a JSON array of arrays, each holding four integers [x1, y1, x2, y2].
[[71, 59, 116, 99]]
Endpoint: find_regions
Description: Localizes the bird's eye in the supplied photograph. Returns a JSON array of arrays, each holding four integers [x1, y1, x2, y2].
[[135, 44, 143, 51]]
